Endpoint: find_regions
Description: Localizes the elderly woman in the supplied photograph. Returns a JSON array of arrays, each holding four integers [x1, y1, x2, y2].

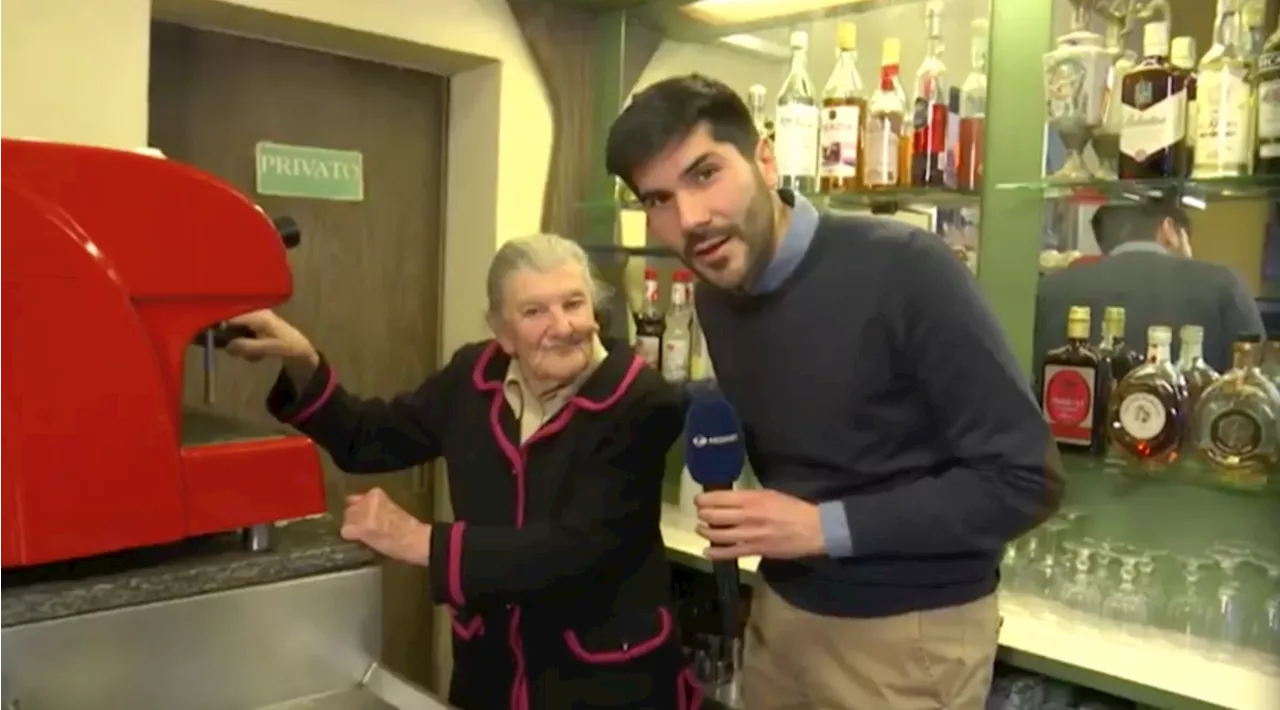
[[225, 234, 698, 710]]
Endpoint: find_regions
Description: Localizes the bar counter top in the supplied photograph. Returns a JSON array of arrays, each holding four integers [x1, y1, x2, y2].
[[1, 516, 378, 627]]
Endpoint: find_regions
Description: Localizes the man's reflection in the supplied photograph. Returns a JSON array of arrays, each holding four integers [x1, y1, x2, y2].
[[1035, 201, 1264, 376]]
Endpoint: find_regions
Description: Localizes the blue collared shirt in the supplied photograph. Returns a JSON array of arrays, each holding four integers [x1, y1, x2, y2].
[[747, 191, 855, 558]]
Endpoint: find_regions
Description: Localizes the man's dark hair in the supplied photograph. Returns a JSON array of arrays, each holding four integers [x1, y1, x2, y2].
[[606, 74, 759, 192], [1091, 200, 1191, 253]]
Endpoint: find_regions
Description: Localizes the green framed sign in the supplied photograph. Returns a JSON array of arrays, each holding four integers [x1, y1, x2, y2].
[[254, 141, 364, 202]]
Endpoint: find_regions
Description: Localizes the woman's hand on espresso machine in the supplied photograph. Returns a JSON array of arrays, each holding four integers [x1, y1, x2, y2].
[[224, 310, 320, 385]]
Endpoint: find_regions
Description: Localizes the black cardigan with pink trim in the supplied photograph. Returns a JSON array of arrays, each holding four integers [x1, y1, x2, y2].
[[265, 339, 684, 617]]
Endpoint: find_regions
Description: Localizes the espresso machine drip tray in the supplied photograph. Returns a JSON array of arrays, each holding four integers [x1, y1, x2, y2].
[[181, 409, 292, 447]]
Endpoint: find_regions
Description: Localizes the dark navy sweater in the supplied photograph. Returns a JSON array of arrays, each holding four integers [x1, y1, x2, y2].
[[695, 210, 1065, 618]]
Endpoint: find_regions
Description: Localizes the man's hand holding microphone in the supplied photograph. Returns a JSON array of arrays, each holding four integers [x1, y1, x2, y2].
[[221, 309, 432, 567]]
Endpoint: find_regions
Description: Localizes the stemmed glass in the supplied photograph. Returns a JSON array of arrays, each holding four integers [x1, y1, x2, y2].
[[1057, 539, 1104, 627], [1102, 544, 1152, 640], [1165, 555, 1213, 651], [1253, 556, 1280, 674], [1206, 543, 1253, 659], [1025, 515, 1074, 613], [1135, 549, 1168, 626]]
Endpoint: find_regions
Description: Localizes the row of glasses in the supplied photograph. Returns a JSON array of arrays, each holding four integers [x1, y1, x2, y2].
[[1000, 509, 1280, 675]]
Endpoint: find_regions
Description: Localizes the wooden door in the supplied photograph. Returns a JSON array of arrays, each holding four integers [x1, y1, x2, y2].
[[148, 22, 446, 688]]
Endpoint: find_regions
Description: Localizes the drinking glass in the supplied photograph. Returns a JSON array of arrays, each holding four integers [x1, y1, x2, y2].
[[1135, 549, 1168, 626], [1253, 556, 1280, 674], [1057, 540, 1103, 626], [1206, 543, 1253, 659], [1102, 545, 1152, 640], [1165, 555, 1213, 651]]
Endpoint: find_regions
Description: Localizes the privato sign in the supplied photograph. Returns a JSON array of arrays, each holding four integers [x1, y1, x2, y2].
[[255, 141, 364, 202]]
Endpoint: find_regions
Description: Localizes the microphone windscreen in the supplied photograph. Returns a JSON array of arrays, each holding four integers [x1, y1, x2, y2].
[[684, 390, 745, 489]]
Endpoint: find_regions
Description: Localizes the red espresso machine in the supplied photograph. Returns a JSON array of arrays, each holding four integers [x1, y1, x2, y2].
[[1, 139, 327, 568]]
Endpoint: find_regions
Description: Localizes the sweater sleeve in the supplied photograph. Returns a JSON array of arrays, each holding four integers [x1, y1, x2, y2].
[[265, 346, 470, 473], [839, 232, 1065, 557], [427, 388, 684, 608]]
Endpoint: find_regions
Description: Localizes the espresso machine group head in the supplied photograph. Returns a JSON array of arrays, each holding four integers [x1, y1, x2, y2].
[[0, 139, 327, 568]]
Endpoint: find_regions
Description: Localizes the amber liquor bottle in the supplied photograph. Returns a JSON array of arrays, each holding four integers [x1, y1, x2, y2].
[[1175, 325, 1220, 423], [1100, 307, 1144, 385], [1042, 306, 1106, 452], [1106, 325, 1189, 467], [819, 22, 866, 193], [1119, 21, 1191, 179]]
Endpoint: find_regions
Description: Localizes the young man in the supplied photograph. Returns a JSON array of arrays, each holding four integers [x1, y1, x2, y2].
[[606, 74, 1065, 710], [1037, 202, 1265, 375]]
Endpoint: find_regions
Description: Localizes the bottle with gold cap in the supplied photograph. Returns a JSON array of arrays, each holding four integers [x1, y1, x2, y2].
[[866, 37, 908, 189], [819, 21, 866, 193], [1100, 306, 1144, 384], [1042, 306, 1106, 452]]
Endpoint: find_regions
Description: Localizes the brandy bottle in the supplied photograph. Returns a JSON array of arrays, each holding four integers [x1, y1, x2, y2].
[[1176, 325, 1220, 422], [1100, 307, 1144, 385], [633, 268, 665, 370], [1119, 21, 1191, 179], [866, 38, 908, 189], [1192, 334, 1280, 487], [1106, 325, 1189, 467], [1042, 306, 1105, 453], [819, 22, 866, 193]]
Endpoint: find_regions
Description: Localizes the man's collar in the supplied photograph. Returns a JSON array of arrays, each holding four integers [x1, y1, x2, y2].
[[1109, 241, 1171, 257], [749, 189, 820, 294]]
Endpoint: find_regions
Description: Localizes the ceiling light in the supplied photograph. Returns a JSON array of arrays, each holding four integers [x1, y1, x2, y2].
[[680, 0, 866, 26]]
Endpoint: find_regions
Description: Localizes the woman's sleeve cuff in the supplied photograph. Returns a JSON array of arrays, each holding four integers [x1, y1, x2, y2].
[[428, 522, 467, 607], [265, 355, 338, 426]]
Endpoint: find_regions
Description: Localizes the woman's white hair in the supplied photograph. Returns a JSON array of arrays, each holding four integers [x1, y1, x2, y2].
[[485, 233, 612, 323]]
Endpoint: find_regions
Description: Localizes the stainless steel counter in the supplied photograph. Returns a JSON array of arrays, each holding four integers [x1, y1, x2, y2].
[[3, 565, 450, 710]]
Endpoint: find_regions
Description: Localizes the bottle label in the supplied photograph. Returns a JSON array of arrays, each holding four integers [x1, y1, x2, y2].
[[1194, 71, 1254, 173], [864, 119, 899, 187], [661, 338, 690, 382], [1042, 365, 1096, 445], [775, 103, 820, 179], [635, 335, 661, 369], [1208, 410, 1263, 457], [1117, 392, 1167, 441], [1120, 84, 1186, 161], [1257, 52, 1280, 158], [912, 100, 949, 164], [819, 105, 861, 179]]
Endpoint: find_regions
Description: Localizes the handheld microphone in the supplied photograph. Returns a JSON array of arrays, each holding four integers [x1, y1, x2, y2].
[[684, 387, 747, 647]]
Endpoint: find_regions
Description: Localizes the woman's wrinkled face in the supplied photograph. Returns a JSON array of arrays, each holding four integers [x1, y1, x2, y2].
[[495, 262, 598, 388]]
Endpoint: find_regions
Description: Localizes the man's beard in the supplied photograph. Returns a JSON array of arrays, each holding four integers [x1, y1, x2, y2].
[[684, 170, 776, 292]]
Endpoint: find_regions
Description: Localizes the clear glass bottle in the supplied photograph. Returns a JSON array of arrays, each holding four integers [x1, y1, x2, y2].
[[1193, 0, 1257, 179], [866, 38, 907, 189], [775, 31, 819, 193], [1107, 325, 1189, 467], [747, 84, 775, 145], [1171, 37, 1199, 159], [633, 267, 665, 370], [819, 21, 866, 193], [1255, 25, 1280, 175], [1121, 22, 1191, 178], [1192, 333, 1280, 486], [661, 269, 694, 383], [1042, 306, 1106, 452], [1176, 325, 1221, 419], [1263, 339, 1280, 389], [957, 18, 989, 191], [911, 1, 949, 187]]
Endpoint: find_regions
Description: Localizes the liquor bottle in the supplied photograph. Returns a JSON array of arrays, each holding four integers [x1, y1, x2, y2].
[[1101, 307, 1144, 385], [958, 18, 989, 191], [819, 22, 866, 193], [1256, 25, 1280, 175], [1106, 325, 1189, 467], [1243, 0, 1267, 59], [1171, 37, 1199, 159], [661, 269, 694, 383], [866, 38, 907, 189], [911, 1, 949, 187], [1193, 0, 1256, 179], [633, 267, 665, 370], [748, 84, 775, 145], [1261, 339, 1280, 389], [775, 31, 819, 193], [1176, 325, 1221, 420], [1041, 306, 1106, 452], [1120, 21, 1190, 178], [1192, 333, 1280, 486]]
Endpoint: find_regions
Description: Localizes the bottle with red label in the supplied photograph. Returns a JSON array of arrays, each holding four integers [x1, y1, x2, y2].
[[633, 267, 665, 370], [1041, 306, 1106, 453], [911, 1, 949, 187]]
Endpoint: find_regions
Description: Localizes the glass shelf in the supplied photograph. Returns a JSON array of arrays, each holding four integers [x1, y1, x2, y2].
[[1062, 450, 1279, 498], [813, 187, 981, 211], [582, 243, 678, 260], [995, 175, 1280, 204]]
